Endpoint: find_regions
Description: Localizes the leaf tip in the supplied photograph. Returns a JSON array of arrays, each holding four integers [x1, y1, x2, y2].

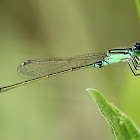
[[86, 88, 99, 93], [86, 88, 91, 91]]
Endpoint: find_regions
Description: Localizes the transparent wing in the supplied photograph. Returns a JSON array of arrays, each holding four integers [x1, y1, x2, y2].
[[17, 52, 105, 78]]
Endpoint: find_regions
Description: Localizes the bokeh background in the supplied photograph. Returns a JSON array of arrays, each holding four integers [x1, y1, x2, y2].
[[0, 0, 139, 140]]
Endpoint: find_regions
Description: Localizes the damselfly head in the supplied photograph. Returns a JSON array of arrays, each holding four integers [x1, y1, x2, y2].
[[132, 43, 140, 56]]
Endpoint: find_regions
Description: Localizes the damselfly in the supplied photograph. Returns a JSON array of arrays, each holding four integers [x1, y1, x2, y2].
[[1, 43, 140, 93]]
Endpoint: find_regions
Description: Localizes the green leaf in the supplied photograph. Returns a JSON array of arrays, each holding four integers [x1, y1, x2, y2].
[[86, 88, 140, 140], [135, 0, 140, 23]]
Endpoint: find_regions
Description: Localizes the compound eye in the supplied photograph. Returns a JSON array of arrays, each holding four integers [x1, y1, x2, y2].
[[133, 43, 140, 56], [133, 43, 140, 50], [134, 43, 140, 47]]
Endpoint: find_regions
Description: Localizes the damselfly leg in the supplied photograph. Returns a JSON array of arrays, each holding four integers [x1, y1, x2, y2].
[[127, 56, 140, 76]]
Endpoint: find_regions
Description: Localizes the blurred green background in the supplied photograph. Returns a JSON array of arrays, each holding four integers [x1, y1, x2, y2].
[[0, 0, 139, 140]]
